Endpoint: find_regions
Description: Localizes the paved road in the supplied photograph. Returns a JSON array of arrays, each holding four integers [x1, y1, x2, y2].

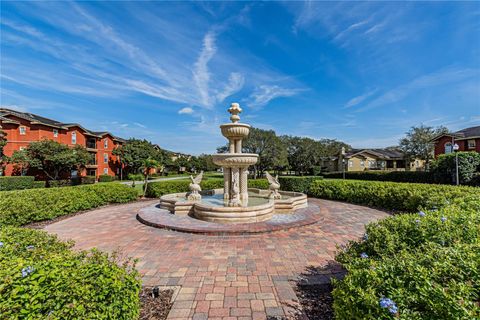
[[45, 199, 388, 320]]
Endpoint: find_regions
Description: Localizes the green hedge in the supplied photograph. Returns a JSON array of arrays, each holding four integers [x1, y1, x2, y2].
[[98, 175, 115, 182], [145, 178, 269, 198], [309, 179, 479, 212], [278, 176, 323, 193], [322, 171, 434, 183], [0, 183, 138, 227], [0, 176, 44, 191], [0, 226, 141, 319], [310, 179, 480, 318]]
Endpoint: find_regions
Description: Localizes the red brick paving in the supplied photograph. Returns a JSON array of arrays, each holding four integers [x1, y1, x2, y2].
[[45, 198, 388, 319]]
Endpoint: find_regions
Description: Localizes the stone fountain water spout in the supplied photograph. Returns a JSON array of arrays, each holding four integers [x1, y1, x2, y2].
[[187, 171, 203, 201]]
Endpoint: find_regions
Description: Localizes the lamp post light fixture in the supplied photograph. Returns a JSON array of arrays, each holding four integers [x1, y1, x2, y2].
[[341, 147, 346, 180], [453, 143, 460, 185]]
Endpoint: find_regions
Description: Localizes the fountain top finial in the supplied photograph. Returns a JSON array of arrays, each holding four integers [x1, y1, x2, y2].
[[228, 103, 242, 123]]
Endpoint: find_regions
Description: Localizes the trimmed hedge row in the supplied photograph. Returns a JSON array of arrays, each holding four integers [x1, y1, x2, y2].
[[145, 178, 270, 198], [322, 171, 434, 183], [308, 179, 480, 319], [309, 179, 479, 212], [0, 226, 141, 319], [0, 183, 138, 227], [278, 176, 323, 193], [0, 176, 45, 191], [98, 174, 116, 182]]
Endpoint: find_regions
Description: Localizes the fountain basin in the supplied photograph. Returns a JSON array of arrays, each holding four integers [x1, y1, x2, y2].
[[159, 188, 308, 223], [212, 153, 258, 167]]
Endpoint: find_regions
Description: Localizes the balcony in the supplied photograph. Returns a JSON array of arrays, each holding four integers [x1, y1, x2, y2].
[[86, 140, 97, 151], [86, 155, 97, 168]]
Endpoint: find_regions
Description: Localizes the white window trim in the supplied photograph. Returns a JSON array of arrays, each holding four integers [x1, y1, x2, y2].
[[19, 126, 26, 135], [445, 142, 452, 154], [468, 139, 476, 149], [103, 168, 108, 174], [71, 132, 77, 144], [53, 129, 59, 137], [103, 153, 108, 164], [104, 139, 108, 149]]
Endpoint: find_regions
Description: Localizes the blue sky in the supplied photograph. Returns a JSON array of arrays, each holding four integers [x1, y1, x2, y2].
[[1, 1, 479, 154]]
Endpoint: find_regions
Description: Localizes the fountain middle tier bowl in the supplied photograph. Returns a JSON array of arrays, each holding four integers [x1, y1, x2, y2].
[[212, 153, 258, 167]]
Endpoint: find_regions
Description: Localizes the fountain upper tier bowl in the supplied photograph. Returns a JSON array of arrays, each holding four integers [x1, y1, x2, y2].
[[212, 153, 259, 167], [220, 123, 251, 139]]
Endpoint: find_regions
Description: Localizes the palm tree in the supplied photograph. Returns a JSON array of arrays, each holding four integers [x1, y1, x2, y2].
[[141, 158, 159, 198]]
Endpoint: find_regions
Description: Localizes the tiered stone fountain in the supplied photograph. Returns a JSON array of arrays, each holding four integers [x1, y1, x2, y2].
[[212, 103, 258, 207], [156, 103, 308, 224]]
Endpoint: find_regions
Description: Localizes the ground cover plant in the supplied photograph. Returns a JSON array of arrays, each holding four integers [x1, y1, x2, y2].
[[0, 226, 141, 319], [0, 182, 138, 227], [308, 179, 480, 319]]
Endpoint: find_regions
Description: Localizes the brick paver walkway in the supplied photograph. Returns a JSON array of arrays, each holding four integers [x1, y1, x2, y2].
[[45, 199, 388, 320]]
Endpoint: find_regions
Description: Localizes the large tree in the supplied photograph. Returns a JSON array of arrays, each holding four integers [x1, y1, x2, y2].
[[113, 139, 166, 175], [241, 128, 288, 178], [0, 127, 7, 174], [399, 125, 449, 170], [9, 139, 90, 180]]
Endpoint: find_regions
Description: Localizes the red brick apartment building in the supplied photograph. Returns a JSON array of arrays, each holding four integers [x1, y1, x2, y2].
[[0, 108, 124, 178], [431, 126, 480, 157]]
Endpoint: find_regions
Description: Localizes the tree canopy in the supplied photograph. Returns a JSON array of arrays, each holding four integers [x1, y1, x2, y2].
[[399, 125, 448, 169], [113, 138, 168, 175], [9, 139, 90, 180]]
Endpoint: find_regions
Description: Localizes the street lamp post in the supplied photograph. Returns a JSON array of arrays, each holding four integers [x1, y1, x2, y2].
[[453, 143, 460, 185], [341, 147, 346, 180]]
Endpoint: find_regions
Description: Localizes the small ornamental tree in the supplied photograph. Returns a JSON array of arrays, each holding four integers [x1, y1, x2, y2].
[[140, 158, 159, 197], [9, 149, 30, 176], [10, 139, 90, 181], [113, 139, 166, 176], [431, 151, 480, 185]]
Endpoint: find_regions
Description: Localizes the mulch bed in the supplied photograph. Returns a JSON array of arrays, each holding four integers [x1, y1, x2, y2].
[[140, 287, 174, 320], [294, 283, 334, 320]]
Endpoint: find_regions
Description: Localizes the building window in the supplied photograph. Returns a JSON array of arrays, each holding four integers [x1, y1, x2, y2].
[[53, 129, 58, 137], [348, 160, 353, 168], [104, 153, 108, 164], [360, 160, 365, 167], [71, 170, 78, 177], [468, 139, 476, 149], [104, 139, 108, 149], [445, 142, 452, 154], [19, 146, 26, 151], [19, 126, 26, 135], [103, 168, 108, 175], [71, 132, 77, 144], [368, 160, 376, 168]]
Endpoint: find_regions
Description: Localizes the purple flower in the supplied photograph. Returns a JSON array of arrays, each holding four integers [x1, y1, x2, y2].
[[360, 252, 369, 259], [441, 217, 447, 223], [418, 211, 426, 217], [21, 266, 34, 277], [26, 245, 35, 250], [415, 219, 421, 224], [0, 241, 3, 248], [379, 297, 394, 308], [389, 304, 398, 314]]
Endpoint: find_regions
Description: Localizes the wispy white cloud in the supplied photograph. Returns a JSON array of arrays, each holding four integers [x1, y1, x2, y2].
[[178, 107, 194, 115], [357, 67, 479, 112], [247, 85, 305, 108], [344, 88, 378, 108], [216, 72, 245, 103], [193, 31, 217, 107]]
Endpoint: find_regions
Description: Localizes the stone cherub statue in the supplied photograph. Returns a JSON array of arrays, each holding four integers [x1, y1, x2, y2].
[[265, 172, 281, 199], [187, 171, 203, 201]]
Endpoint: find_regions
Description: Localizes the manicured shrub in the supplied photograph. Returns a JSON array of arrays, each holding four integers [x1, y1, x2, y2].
[[0, 183, 138, 226], [278, 176, 323, 194], [48, 179, 71, 188], [32, 181, 46, 188], [312, 179, 480, 319], [81, 175, 96, 184], [98, 174, 115, 182], [0, 226, 141, 319], [248, 178, 269, 189], [322, 170, 434, 184], [309, 179, 478, 212], [127, 173, 144, 181], [431, 151, 480, 185], [0, 176, 40, 191]]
